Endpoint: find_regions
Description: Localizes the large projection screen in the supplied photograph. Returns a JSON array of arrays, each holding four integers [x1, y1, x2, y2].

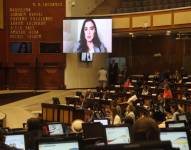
[[0, 0, 3, 29]]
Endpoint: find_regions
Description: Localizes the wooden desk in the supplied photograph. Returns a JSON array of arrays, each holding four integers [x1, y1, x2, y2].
[[41, 103, 89, 125], [65, 96, 81, 108]]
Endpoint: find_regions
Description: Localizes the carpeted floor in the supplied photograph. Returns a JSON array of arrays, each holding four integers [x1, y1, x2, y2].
[[0, 91, 47, 106]]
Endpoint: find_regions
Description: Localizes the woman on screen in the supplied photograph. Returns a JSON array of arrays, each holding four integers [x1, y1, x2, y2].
[[74, 19, 107, 53], [17, 42, 29, 53]]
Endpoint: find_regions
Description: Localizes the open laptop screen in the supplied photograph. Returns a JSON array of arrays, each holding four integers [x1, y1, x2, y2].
[[5, 134, 26, 150], [160, 129, 190, 150], [47, 123, 64, 136], [105, 126, 131, 145]]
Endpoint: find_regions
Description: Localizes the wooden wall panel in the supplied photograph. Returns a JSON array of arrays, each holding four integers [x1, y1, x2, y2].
[[0, 0, 3, 29], [112, 36, 186, 74], [13, 64, 35, 89], [153, 13, 172, 26], [38, 64, 64, 90], [174, 11, 191, 24], [3, 0, 66, 89], [113, 17, 130, 29], [132, 15, 151, 28]]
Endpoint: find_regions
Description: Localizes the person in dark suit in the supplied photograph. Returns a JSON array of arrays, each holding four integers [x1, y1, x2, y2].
[[108, 59, 119, 85]]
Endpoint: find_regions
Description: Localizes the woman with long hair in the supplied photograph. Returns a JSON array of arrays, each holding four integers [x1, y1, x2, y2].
[[74, 19, 107, 53]]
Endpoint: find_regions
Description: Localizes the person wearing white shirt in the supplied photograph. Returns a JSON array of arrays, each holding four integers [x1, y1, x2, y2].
[[98, 67, 107, 88], [127, 91, 138, 104]]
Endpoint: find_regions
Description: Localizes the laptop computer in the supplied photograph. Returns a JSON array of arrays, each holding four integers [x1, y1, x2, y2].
[[38, 137, 79, 150], [42, 122, 64, 136], [5, 132, 26, 150], [104, 125, 132, 145], [160, 128, 190, 150]]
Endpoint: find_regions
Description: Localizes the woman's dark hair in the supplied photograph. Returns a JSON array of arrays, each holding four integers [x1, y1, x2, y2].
[[78, 19, 102, 52]]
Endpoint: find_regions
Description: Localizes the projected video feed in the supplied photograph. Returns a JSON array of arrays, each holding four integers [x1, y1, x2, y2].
[[63, 17, 112, 53], [5, 134, 25, 150], [105, 126, 131, 145], [10, 42, 32, 53]]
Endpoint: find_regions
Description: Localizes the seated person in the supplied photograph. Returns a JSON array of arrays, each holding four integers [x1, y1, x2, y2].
[[163, 85, 173, 99], [132, 117, 160, 142], [112, 106, 122, 125], [173, 70, 182, 83], [165, 105, 181, 121], [127, 91, 138, 104], [124, 104, 135, 123], [26, 118, 43, 150], [141, 85, 149, 95], [123, 78, 132, 89], [85, 89, 94, 99], [143, 99, 152, 112]]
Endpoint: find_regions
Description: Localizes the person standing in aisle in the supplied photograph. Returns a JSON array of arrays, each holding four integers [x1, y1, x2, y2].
[[98, 67, 108, 89]]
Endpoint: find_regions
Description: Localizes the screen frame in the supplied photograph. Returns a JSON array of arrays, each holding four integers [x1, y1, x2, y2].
[[47, 122, 64, 136], [160, 128, 191, 150], [40, 42, 62, 53], [42, 122, 65, 137], [104, 125, 132, 145], [38, 137, 79, 150], [4, 132, 26, 150], [63, 16, 112, 53], [9, 41, 32, 54]]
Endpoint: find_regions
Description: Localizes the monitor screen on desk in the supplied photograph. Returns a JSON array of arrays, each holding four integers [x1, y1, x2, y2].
[[166, 121, 186, 128], [105, 125, 131, 145], [5, 133, 26, 150], [160, 129, 190, 150], [42, 123, 64, 136], [48, 123, 64, 136], [177, 113, 188, 122]]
